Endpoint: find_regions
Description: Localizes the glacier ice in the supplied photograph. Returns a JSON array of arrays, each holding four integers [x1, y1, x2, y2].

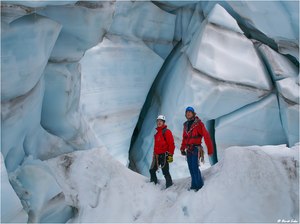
[[80, 36, 164, 164], [41, 62, 98, 151], [173, 4, 199, 45], [276, 77, 300, 147], [130, 4, 279, 175], [2, 79, 44, 171], [186, 18, 272, 90], [1, 77, 74, 171], [4, 1, 77, 8], [108, 1, 176, 59], [215, 94, 287, 160], [206, 4, 243, 34], [1, 1, 299, 223], [1, 154, 28, 223], [9, 157, 74, 223], [258, 43, 298, 81], [37, 2, 114, 62], [1, 13, 61, 101], [201, 1, 299, 59], [277, 77, 300, 104]]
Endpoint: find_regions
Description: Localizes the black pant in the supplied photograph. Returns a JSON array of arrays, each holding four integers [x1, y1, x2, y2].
[[149, 153, 173, 188]]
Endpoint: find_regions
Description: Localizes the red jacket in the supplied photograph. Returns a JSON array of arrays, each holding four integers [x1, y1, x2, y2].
[[154, 125, 175, 155], [180, 116, 214, 155]]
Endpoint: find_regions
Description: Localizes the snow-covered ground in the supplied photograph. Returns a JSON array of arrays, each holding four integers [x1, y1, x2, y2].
[[46, 144, 299, 223]]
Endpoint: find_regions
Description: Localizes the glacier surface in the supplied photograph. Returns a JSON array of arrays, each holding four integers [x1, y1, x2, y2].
[[1, 1, 299, 223], [46, 145, 299, 222]]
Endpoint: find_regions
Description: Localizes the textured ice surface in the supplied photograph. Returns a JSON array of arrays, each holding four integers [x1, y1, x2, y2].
[[215, 94, 287, 160], [201, 1, 299, 59], [1, 13, 61, 101], [186, 20, 272, 89], [37, 2, 115, 62], [80, 36, 164, 165], [9, 157, 74, 223], [1, 1, 299, 222], [4, 1, 77, 8], [108, 1, 176, 59], [41, 62, 98, 151], [258, 44, 298, 81], [1, 154, 28, 223], [277, 77, 300, 147], [206, 4, 243, 34]]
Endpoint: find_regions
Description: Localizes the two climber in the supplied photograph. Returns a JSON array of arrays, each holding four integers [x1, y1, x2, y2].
[[149, 107, 214, 191]]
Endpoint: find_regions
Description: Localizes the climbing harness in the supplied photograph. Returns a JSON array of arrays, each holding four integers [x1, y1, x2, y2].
[[198, 145, 205, 166], [185, 145, 205, 166], [150, 152, 167, 173]]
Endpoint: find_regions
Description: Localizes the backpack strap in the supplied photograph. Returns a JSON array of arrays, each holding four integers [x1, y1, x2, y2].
[[162, 127, 167, 142]]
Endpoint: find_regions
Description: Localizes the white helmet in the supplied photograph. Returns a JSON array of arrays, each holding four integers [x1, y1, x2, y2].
[[157, 115, 166, 121]]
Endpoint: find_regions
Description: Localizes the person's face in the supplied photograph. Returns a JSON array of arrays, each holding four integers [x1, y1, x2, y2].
[[157, 119, 165, 127], [186, 111, 194, 119]]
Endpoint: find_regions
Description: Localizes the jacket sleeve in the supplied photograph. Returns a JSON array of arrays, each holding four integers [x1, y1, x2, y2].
[[180, 125, 186, 151], [165, 129, 175, 155], [199, 122, 214, 156]]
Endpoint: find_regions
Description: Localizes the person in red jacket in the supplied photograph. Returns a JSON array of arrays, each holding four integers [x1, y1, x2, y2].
[[180, 107, 214, 191], [150, 115, 175, 188]]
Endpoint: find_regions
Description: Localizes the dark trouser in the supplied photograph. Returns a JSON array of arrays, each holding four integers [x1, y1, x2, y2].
[[149, 153, 173, 188], [187, 146, 204, 190]]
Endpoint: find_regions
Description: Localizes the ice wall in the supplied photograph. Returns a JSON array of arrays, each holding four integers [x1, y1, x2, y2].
[[1, 1, 299, 223], [79, 2, 176, 164], [130, 2, 297, 174]]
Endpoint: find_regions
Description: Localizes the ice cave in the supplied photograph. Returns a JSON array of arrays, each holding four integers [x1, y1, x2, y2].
[[1, 1, 299, 223]]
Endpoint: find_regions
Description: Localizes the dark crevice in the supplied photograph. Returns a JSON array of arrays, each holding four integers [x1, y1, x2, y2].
[[213, 1, 299, 65], [207, 120, 218, 165], [128, 41, 182, 172]]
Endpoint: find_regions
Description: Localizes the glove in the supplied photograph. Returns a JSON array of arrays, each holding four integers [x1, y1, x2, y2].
[[167, 154, 173, 163], [181, 150, 186, 156]]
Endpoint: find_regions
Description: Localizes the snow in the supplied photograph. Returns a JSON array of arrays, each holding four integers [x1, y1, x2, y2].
[[46, 145, 299, 223]]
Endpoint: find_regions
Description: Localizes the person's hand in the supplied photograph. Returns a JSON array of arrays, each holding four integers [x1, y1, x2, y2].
[[181, 150, 186, 156], [167, 154, 173, 163]]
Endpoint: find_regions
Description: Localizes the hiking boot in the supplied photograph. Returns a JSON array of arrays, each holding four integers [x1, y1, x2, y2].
[[150, 179, 158, 185], [166, 182, 173, 189]]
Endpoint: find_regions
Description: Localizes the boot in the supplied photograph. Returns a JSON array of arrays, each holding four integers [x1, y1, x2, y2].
[[165, 175, 173, 188], [149, 169, 158, 184]]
